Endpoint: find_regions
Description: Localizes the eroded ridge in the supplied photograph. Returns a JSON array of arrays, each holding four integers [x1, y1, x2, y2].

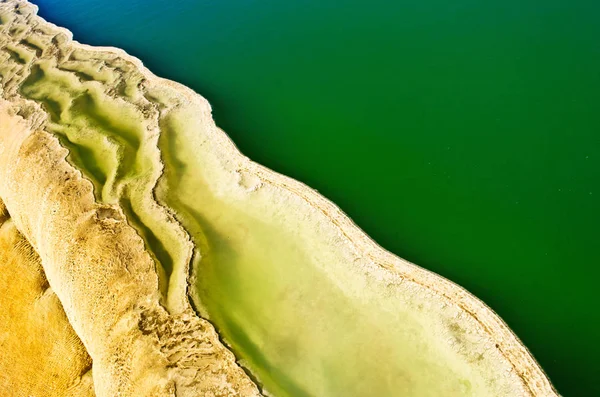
[[0, 0, 192, 310], [0, 103, 260, 396], [0, 1, 558, 396], [0, 1, 260, 396]]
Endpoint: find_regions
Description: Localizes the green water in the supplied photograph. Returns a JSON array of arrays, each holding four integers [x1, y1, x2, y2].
[[32, 0, 600, 395]]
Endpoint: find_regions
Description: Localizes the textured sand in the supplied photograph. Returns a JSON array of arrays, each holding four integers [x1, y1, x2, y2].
[[0, 1, 558, 396], [0, 198, 94, 397]]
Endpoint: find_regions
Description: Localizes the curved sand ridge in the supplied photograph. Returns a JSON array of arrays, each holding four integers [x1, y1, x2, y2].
[[0, 198, 94, 396], [0, 1, 558, 396]]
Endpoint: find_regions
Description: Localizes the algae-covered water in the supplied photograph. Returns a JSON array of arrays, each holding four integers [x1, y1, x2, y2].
[[32, 0, 600, 395]]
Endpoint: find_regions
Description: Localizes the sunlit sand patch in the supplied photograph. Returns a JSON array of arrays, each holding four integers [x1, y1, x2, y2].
[[0, 198, 95, 397], [0, 1, 558, 396]]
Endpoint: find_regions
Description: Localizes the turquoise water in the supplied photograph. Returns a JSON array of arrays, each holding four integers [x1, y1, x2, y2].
[[33, 0, 600, 395]]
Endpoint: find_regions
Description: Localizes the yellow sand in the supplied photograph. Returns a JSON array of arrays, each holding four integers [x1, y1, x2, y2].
[[0, 198, 95, 397]]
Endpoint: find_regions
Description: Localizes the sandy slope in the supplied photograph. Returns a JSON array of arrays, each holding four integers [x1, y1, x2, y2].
[[0, 198, 94, 397]]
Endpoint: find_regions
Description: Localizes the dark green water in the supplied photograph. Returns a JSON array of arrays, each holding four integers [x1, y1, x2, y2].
[[32, 0, 600, 395]]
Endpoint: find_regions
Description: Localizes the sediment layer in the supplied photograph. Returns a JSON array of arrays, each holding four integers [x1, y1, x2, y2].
[[0, 1, 558, 396]]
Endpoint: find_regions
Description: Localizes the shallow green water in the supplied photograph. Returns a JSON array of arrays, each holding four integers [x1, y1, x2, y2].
[[32, 0, 600, 395]]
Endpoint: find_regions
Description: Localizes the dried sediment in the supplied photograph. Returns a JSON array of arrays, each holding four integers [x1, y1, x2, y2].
[[0, 103, 260, 396], [0, 2, 260, 394]]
